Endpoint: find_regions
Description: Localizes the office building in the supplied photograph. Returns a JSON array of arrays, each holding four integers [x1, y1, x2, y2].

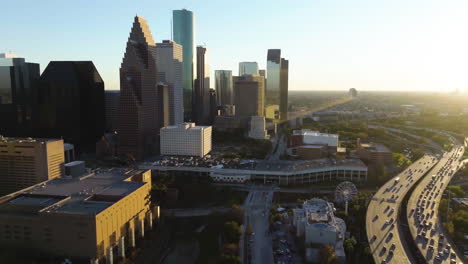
[[0, 53, 40, 137], [239, 61, 259, 76], [160, 123, 211, 157], [233, 75, 265, 118], [104, 90, 120, 132], [194, 46, 210, 124], [215, 70, 233, 106], [266, 49, 289, 121], [0, 167, 156, 263], [209, 88, 217, 124], [0, 137, 64, 195], [356, 140, 393, 166], [37, 61, 105, 149], [280, 58, 289, 121], [248, 116, 269, 140], [118, 16, 160, 160], [293, 199, 346, 261], [259, 69, 266, 78], [155, 40, 184, 125], [173, 9, 196, 121], [157, 84, 170, 129], [64, 143, 75, 163]]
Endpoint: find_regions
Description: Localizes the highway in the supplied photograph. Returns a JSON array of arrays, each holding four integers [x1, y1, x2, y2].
[[406, 143, 465, 264], [366, 155, 439, 264]]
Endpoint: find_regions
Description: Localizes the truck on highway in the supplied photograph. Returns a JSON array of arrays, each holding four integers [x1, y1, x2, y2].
[[394, 177, 400, 185]]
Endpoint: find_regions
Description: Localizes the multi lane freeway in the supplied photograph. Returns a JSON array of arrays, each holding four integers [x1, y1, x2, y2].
[[367, 155, 439, 264], [406, 144, 465, 264]]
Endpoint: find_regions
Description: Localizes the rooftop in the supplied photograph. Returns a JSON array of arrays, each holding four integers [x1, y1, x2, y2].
[[0, 136, 61, 144], [0, 168, 149, 216], [255, 158, 366, 172], [360, 142, 390, 153]]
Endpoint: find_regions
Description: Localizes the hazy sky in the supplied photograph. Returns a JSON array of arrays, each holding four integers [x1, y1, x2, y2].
[[2, 0, 468, 91]]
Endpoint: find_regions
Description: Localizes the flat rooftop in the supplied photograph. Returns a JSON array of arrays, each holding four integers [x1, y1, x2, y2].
[[0, 168, 148, 216], [0, 136, 61, 144], [255, 158, 366, 172], [361, 142, 390, 153]]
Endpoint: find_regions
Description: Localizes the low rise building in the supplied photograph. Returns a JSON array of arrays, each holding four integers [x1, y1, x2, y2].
[[293, 199, 346, 261], [290, 129, 339, 154], [0, 167, 157, 263], [0, 137, 64, 195], [160, 123, 212, 157], [248, 116, 269, 140], [356, 139, 392, 166]]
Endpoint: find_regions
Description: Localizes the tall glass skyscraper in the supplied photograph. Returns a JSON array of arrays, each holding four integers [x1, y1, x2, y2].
[[173, 9, 196, 121], [215, 70, 233, 106], [239, 61, 259, 76], [266, 49, 281, 120]]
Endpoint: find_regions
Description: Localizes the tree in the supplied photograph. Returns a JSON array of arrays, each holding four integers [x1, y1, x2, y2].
[[223, 243, 239, 255], [224, 221, 241, 243], [444, 221, 455, 234], [320, 245, 338, 264], [246, 224, 253, 235], [219, 254, 241, 264], [344, 237, 357, 258], [447, 185, 465, 198], [226, 204, 244, 225]]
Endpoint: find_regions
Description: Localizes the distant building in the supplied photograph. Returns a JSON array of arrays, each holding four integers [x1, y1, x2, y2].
[[295, 145, 327, 160], [248, 116, 269, 140], [37, 61, 105, 149], [218, 104, 235, 116], [266, 49, 288, 121], [173, 9, 195, 121], [213, 115, 242, 131], [104, 90, 120, 132], [233, 75, 265, 119], [0, 168, 156, 263], [356, 139, 392, 166], [118, 16, 160, 160], [194, 46, 211, 125], [259, 69, 266, 78], [157, 84, 170, 129], [290, 129, 339, 153], [215, 70, 233, 106], [156, 40, 184, 125], [209, 88, 217, 124], [160, 123, 212, 157], [0, 137, 64, 195], [293, 199, 346, 261], [0, 53, 40, 137], [349, 88, 358, 98], [239, 61, 259, 76]]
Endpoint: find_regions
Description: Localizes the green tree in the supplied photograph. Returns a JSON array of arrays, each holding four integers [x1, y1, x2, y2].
[[344, 237, 357, 255], [447, 185, 465, 198], [224, 221, 241, 243], [320, 245, 339, 264]]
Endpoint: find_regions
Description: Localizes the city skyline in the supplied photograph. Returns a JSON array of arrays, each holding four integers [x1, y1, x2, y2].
[[2, 0, 468, 93]]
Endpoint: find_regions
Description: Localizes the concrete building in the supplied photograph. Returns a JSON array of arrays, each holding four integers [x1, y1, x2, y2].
[[213, 115, 242, 131], [292, 199, 346, 261], [104, 90, 120, 132], [64, 143, 75, 163], [160, 123, 212, 157], [280, 58, 289, 121], [233, 75, 265, 119], [37, 61, 105, 149], [215, 70, 233, 106], [118, 16, 160, 160], [290, 129, 339, 153], [156, 40, 184, 125], [356, 140, 393, 166], [259, 69, 266, 78], [194, 46, 210, 125], [239, 61, 259, 76], [0, 167, 156, 263], [248, 116, 269, 140], [173, 9, 196, 121], [295, 145, 327, 160], [0, 53, 40, 137], [0, 137, 64, 195]]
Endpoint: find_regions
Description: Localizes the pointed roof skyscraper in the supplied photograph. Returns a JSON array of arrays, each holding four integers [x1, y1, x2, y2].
[[118, 16, 160, 160]]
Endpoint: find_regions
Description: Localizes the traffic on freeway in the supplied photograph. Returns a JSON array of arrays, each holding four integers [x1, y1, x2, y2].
[[406, 144, 465, 264], [367, 155, 439, 264]]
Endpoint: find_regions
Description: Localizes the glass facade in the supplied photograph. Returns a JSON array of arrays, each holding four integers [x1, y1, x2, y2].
[[239, 61, 259, 76], [173, 9, 196, 121], [215, 70, 233, 106], [266, 49, 281, 120]]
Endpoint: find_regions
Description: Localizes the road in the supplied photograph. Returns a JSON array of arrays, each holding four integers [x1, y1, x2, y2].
[[243, 185, 275, 264], [406, 143, 465, 264], [366, 155, 439, 264]]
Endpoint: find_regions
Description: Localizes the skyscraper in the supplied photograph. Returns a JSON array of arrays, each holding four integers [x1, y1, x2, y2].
[[194, 45, 210, 125], [259, 69, 266, 78], [266, 49, 281, 120], [280, 58, 289, 121], [266, 49, 288, 121], [0, 53, 40, 137], [239, 61, 259, 76], [118, 16, 160, 160], [104, 90, 120, 132], [156, 40, 184, 125], [173, 9, 195, 121], [215, 70, 233, 106], [233, 75, 265, 119], [37, 61, 105, 149]]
